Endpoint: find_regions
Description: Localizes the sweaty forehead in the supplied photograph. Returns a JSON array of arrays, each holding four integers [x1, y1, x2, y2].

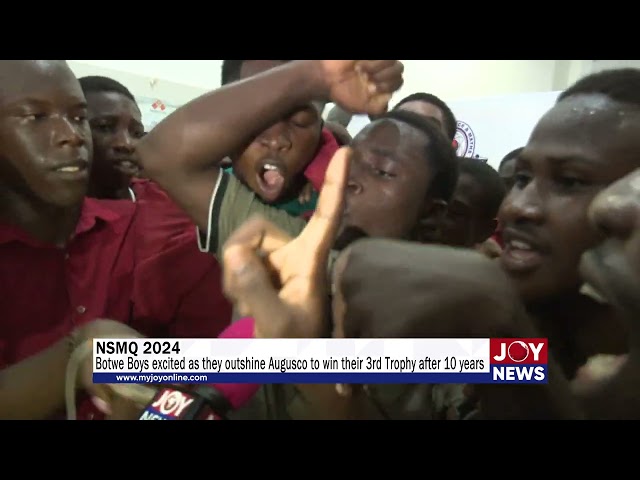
[[526, 94, 640, 163], [398, 101, 445, 125], [0, 60, 82, 105], [86, 91, 141, 120], [531, 94, 640, 150], [354, 119, 428, 162]]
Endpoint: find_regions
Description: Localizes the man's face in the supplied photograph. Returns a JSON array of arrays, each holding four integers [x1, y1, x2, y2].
[[580, 167, 640, 318], [499, 94, 640, 303], [231, 60, 323, 203], [334, 118, 433, 247], [0, 60, 92, 207], [86, 90, 144, 193]]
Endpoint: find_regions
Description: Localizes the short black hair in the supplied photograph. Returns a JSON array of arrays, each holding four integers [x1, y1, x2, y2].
[[221, 60, 291, 85], [377, 109, 459, 202], [557, 68, 640, 106], [393, 92, 457, 141], [457, 156, 506, 217], [78, 76, 136, 103], [498, 147, 523, 173]]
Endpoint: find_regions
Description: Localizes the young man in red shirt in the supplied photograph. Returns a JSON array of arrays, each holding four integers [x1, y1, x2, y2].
[[79, 74, 231, 331], [0, 61, 228, 419]]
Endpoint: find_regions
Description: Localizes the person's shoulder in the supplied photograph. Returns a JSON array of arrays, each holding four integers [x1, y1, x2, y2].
[[130, 179, 192, 221], [130, 178, 169, 201], [78, 197, 138, 240]]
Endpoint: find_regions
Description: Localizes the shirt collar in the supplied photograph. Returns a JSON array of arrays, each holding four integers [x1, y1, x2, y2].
[[0, 197, 134, 247]]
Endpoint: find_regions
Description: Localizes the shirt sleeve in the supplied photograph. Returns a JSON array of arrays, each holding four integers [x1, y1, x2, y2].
[[197, 169, 307, 258]]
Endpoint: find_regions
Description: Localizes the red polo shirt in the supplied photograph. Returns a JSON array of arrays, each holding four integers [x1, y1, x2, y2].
[[0, 189, 231, 419], [130, 179, 231, 338]]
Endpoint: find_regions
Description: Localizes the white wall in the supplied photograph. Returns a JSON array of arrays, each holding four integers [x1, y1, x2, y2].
[[67, 60, 637, 145], [394, 60, 557, 104], [68, 60, 598, 108], [591, 60, 640, 73], [448, 91, 561, 170], [67, 61, 212, 106], [70, 60, 222, 89]]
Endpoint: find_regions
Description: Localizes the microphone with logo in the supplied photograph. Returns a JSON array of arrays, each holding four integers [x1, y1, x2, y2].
[[138, 317, 261, 420], [138, 386, 231, 420]]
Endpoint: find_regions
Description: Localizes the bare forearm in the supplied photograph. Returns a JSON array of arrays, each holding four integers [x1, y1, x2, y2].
[[138, 61, 327, 181], [0, 336, 70, 419]]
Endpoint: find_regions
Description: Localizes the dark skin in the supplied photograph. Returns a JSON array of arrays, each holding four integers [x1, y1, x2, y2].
[[232, 60, 323, 204], [499, 93, 640, 378], [581, 166, 640, 322], [338, 95, 640, 417], [85, 91, 144, 200], [220, 216, 582, 419], [137, 60, 404, 234], [391, 100, 457, 244], [222, 148, 376, 419], [395, 100, 449, 140], [440, 172, 497, 248], [336, 119, 444, 244], [579, 166, 640, 418], [331, 240, 582, 420], [0, 60, 92, 246], [499, 156, 516, 191], [0, 318, 145, 419], [220, 94, 640, 420], [0, 61, 152, 419], [221, 118, 450, 419]]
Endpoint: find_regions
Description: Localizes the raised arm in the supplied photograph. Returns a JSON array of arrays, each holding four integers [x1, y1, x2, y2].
[[137, 60, 403, 231]]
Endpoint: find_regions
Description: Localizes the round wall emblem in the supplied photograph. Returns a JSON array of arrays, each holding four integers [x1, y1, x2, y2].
[[454, 121, 476, 157]]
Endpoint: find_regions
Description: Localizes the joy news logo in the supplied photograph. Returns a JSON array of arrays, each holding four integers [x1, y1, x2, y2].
[[139, 388, 196, 420], [453, 121, 476, 157], [489, 338, 548, 384]]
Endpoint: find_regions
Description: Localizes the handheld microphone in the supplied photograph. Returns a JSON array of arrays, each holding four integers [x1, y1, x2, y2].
[[138, 385, 231, 420], [138, 317, 261, 420]]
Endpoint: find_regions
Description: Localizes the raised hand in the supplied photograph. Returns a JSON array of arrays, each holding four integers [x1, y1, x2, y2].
[[319, 61, 404, 117], [222, 147, 351, 338]]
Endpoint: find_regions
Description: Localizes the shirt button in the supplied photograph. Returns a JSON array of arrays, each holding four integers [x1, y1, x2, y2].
[[77, 306, 86, 314], [64, 253, 70, 260]]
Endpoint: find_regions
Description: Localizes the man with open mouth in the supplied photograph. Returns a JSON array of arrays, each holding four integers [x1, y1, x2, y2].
[[218, 60, 341, 221], [136, 60, 405, 260]]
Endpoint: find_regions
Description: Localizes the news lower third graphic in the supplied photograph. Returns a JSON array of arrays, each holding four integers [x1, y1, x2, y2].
[[92, 338, 549, 385]]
